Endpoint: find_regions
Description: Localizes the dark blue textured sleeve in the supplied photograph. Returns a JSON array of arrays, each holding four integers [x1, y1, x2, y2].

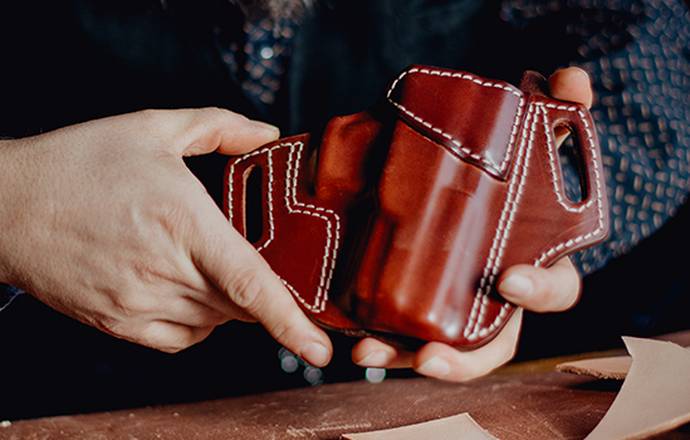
[[0, 285, 22, 312], [501, 0, 690, 274]]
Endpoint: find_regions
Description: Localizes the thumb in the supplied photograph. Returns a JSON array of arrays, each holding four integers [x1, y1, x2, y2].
[[154, 107, 280, 157], [498, 257, 581, 312], [189, 200, 333, 367], [548, 67, 593, 109], [549, 67, 593, 144]]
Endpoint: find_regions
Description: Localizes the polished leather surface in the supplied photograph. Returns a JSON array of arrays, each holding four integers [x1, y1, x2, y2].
[[224, 65, 609, 349]]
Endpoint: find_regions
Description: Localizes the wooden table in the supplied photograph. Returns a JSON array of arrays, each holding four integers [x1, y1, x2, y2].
[[2, 331, 689, 440]]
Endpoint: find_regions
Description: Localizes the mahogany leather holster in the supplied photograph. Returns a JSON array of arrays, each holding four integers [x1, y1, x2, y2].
[[224, 65, 609, 349]]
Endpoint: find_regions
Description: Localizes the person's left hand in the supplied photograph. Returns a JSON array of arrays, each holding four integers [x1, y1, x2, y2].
[[351, 67, 593, 381]]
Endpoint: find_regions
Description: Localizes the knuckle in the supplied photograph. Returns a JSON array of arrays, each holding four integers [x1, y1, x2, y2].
[[157, 336, 194, 353], [152, 196, 200, 243], [202, 106, 239, 121], [131, 258, 163, 285], [203, 106, 230, 117], [199, 306, 224, 323], [111, 289, 148, 317], [158, 344, 186, 354], [223, 269, 266, 313], [194, 107, 236, 130], [266, 319, 293, 345], [96, 314, 128, 338], [136, 109, 165, 128], [141, 326, 193, 354]]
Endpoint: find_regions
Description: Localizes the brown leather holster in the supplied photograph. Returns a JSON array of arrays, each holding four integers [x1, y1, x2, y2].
[[224, 65, 609, 349]]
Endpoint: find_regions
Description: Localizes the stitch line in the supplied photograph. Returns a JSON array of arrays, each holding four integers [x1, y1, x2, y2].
[[534, 110, 605, 266], [228, 142, 341, 312], [473, 106, 542, 338], [228, 144, 283, 222], [541, 109, 595, 213], [291, 145, 341, 299], [256, 149, 275, 251], [467, 104, 605, 339], [499, 97, 525, 172], [464, 103, 537, 340], [228, 145, 282, 252], [286, 144, 342, 309], [386, 67, 524, 175]]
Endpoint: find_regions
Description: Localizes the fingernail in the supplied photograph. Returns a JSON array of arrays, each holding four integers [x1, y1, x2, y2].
[[417, 357, 451, 378], [251, 120, 280, 138], [301, 342, 330, 367], [358, 350, 393, 367], [499, 274, 534, 298], [568, 66, 590, 82]]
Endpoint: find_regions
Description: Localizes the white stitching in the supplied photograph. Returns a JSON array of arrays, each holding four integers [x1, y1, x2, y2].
[[286, 144, 341, 310], [228, 142, 341, 313], [465, 103, 606, 340], [386, 67, 524, 176], [228, 145, 280, 251], [463, 103, 537, 340], [542, 109, 595, 213], [257, 149, 275, 251], [534, 110, 605, 266], [500, 96, 525, 173]]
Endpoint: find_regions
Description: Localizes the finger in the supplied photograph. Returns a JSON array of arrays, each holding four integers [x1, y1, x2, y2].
[[497, 257, 581, 312], [155, 295, 233, 328], [189, 203, 333, 367], [548, 67, 593, 109], [177, 268, 258, 323], [181, 107, 280, 156], [135, 108, 279, 157], [351, 338, 415, 369], [135, 321, 215, 354], [414, 309, 523, 382], [190, 290, 257, 323], [549, 67, 594, 144]]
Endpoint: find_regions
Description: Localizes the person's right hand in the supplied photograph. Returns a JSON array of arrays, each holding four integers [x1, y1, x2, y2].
[[0, 108, 333, 366]]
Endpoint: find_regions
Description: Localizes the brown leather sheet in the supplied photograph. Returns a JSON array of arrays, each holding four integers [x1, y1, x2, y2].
[[557, 342, 689, 381], [4, 332, 690, 439], [342, 413, 497, 440], [0, 371, 661, 439], [557, 355, 632, 380], [586, 338, 690, 440]]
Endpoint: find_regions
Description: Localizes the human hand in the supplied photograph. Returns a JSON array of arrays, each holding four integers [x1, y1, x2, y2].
[[0, 108, 332, 365], [351, 67, 592, 381]]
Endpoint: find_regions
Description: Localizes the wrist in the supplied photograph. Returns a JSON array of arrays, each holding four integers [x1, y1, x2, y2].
[[0, 138, 34, 286]]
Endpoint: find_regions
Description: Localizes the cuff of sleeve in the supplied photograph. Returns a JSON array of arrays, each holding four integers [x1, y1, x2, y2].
[[0, 284, 23, 312]]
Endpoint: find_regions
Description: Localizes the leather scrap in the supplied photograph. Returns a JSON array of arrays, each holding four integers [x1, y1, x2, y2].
[[557, 341, 690, 380], [585, 337, 690, 440], [556, 355, 631, 380], [341, 413, 497, 440]]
